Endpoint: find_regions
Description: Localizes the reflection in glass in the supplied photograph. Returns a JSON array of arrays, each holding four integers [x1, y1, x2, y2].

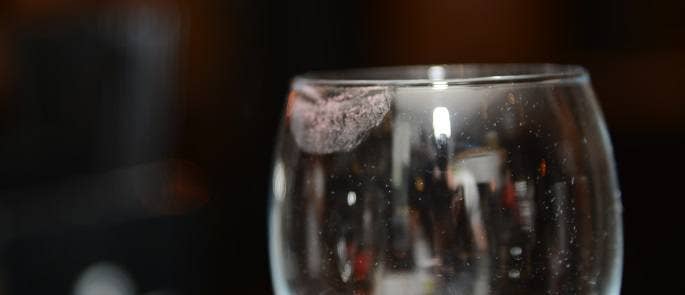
[[270, 65, 622, 294]]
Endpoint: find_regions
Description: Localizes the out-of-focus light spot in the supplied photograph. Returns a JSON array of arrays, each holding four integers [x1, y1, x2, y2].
[[510, 246, 522, 256], [341, 263, 352, 283], [73, 262, 135, 295], [432, 107, 451, 139], [538, 159, 547, 177], [414, 177, 424, 192], [273, 160, 286, 202], [508, 269, 521, 279], [347, 191, 357, 206]]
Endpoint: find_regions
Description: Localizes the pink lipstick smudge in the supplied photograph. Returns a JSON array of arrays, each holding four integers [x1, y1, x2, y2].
[[289, 85, 394, 154]]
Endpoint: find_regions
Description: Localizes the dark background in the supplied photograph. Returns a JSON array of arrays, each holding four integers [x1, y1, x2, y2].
[[0, 0, 683, 294]]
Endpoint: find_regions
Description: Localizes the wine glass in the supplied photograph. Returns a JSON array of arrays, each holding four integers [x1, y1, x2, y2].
[[269, 64, 622, 295]]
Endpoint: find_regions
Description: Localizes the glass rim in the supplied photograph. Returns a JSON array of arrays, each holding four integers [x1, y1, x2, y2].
[[293, 63, 588, 86]]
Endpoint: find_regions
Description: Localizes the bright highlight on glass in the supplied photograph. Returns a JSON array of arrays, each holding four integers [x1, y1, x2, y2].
[[432, 107, 451, 139], [347, 191, 357, 206]]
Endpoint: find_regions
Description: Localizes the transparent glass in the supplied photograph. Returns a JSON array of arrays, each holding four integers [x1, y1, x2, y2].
[[269, 64, 623, 295]]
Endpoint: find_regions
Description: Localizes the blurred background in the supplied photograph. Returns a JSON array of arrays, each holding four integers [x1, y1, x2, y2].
[[0, 0, 682, 294]]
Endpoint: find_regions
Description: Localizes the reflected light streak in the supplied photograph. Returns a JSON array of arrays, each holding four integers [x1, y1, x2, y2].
[[432, 107, 451, 139], [454, 169, 487, 251], [273, 160, 286, 202]]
